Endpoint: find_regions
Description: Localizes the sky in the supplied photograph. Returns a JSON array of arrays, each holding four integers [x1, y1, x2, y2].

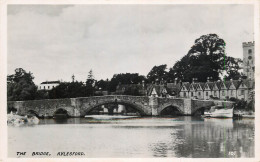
[[7, 4, 254, 85]]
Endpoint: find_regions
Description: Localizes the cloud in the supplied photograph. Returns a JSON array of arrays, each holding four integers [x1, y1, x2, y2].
[[7, 4, 254, 84]]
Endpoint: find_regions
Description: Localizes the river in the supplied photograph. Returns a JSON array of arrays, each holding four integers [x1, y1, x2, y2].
[[8, 116, 254, 158]]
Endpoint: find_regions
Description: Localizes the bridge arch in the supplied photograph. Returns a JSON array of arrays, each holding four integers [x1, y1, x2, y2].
[[192, 106, 212, 116], [158, 104, 184, 116], [8, 107, 17, 114], [82, 100, 147, 116], [52, 107, 75, 117], [27, 110, 40, 118]]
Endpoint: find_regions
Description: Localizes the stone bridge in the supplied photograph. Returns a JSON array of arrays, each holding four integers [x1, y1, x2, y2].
[[7, 95, 234, 117]]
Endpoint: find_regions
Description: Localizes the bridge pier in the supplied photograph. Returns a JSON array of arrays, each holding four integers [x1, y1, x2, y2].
[[183, 98, 192, 115], [149, 96, 159, 116]]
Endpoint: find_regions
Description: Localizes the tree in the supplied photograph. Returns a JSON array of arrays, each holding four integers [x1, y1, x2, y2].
[[86, 69, 95, 85], [49, 81, 87, 99], [247, 90, 255, 112], [224, 57, 243, 80], [85, 69, 96, 96], [108, 73, 146, 92], [7, 68, 37, 101], [96, 79, 110, 91], [147, 64, 168, 83], [169, 34, 242, 82]]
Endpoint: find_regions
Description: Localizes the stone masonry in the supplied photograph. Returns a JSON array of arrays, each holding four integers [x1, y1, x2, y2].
[[7, 95, 234, 117]]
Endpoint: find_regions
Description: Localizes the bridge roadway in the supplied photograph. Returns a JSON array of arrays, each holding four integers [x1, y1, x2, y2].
[[7, 95, 234, 117]]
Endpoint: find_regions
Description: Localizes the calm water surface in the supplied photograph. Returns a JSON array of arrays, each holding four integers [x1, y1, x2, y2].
[[8, 116, 254, 158]]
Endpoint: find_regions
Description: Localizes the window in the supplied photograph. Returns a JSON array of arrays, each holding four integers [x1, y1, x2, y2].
[[48, 86, 50, 89], [53, 86, 54, 88], [44, 86, 45, 89], [214, 91, 217, 96], [231, 90, 233, 96], [206, 92, 208, 96], [248, 49, 252, 54], [198, 92, 201, 96], [184, 92, 186, 97], [241, 90, 245, 95], [191, 92, 193, 97], [222, 90, 225, 96]]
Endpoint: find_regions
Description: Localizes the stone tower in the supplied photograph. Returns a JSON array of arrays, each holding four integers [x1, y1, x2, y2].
[[243, 41, 255, 79]]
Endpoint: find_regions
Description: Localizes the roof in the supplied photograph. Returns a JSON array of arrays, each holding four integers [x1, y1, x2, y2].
[[166, 83, 182, 94], [182, 82, 191, 90], [231, 80, 241, 89], [189, 82, 201, 91], [242, 79, 255, 89], [199, 82, 206, 89], [204, 82, 214, 90], [41, 81, 60, 84], [214, 81, 222, 89], [223, 81, 232, 89], [147, 84, 169, 96]]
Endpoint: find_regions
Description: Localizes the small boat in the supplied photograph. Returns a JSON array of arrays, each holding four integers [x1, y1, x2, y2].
[[209, 105, 233, 118], [201, 111, 211, 118]]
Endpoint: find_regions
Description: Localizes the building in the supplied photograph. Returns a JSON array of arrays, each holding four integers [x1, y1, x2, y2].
[[147, 84, 169, 97], [212, 80, 222, 98], [243, 41, 255, 79], [236, 79, 254, 101], [203, 78, 214, 100], [115, 78, 254, 101], [188, 80, 199, 99], [227, 79, 240, 99], [38, 81, 60, 90], [179, 82, 190, 98], [219, 80, 231, 100]]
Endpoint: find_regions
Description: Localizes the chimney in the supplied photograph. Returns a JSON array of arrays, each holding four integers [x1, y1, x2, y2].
[[142, 80, 145, 88], [155, 78, 159, 85], [193, 78, 198, 83], [160, 78, 164, 85], [174, 78, 178, 85]]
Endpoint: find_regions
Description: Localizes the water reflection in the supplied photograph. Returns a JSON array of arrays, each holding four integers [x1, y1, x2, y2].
[[8, 116, 254, 158], [148, 117, 254, 158]]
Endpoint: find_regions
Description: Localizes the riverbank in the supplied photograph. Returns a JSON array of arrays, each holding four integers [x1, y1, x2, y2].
[[7, 112, 40, 126]]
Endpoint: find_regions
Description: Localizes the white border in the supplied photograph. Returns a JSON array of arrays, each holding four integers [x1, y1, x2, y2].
[[0, 0, 259, 162]]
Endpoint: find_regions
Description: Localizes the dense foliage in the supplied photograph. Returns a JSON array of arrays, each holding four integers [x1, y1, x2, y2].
[[168, 34, 242, 82], [108, 73, 146, 92], [7, 68, 37, 101], [147, 64, 168, 83]]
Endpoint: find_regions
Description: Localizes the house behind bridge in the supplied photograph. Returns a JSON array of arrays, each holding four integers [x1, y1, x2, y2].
[[116, 77, 254, 101]]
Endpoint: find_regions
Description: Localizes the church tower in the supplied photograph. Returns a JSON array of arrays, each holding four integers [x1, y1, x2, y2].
[[243, 41, 255, 79]]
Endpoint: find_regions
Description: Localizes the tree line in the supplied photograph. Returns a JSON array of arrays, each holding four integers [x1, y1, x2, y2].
[[7, 34, 245, 101]]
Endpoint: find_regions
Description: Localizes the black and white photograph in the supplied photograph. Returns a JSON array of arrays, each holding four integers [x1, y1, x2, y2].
[[0, 0, 259, 161]]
